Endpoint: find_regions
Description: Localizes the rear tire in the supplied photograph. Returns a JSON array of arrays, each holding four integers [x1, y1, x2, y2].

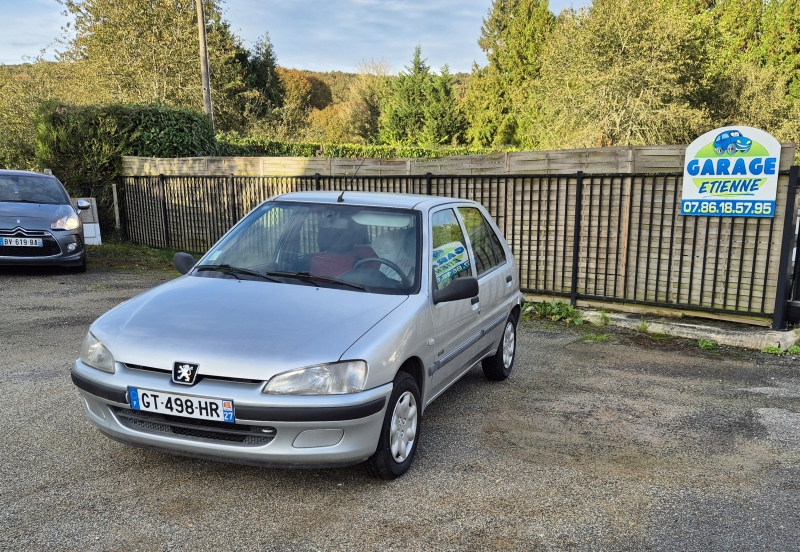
[[365, 371, 421, 480], [482, 312, 517, 381]]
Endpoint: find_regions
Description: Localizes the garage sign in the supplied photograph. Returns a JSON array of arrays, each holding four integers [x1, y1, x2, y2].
[[681, 126, 781, 217]]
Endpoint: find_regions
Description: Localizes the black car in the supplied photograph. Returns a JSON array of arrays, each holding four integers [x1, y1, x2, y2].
[[0, 170, 89, 271]]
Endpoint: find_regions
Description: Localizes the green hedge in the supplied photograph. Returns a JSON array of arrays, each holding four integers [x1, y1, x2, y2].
[[36, 103, 216, 235], [216, 133, 502, 158]]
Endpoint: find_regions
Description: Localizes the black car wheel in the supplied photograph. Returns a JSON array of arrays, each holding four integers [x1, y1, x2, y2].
[[482, 312, 518, 381], [366, 371, 421, 480]]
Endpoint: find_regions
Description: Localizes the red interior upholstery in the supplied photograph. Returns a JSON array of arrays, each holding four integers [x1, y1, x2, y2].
[[309, 253, 357, 278]]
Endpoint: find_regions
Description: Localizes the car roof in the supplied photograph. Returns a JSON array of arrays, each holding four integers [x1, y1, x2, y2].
[[274, 191, 473, 211], [0, 169, 57, 179]]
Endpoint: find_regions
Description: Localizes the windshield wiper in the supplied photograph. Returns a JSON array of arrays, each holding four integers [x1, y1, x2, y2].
[[265, 270, 368, 292], [196, 264, 280, 282]]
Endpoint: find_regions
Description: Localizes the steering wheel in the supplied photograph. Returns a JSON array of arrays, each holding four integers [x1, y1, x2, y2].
[[353, 257, 411, 287]]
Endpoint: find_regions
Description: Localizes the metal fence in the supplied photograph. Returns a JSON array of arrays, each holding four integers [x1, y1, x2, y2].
[[122, 170, 799, 325]]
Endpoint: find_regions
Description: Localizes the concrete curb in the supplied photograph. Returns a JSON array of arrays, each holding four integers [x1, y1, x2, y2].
[[581, 310, 799, 351]]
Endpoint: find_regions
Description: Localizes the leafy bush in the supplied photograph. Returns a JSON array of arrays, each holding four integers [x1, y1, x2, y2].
[[787, 345, 800, 355], [531, 300, 583, 325], [698, 338, 717, 350], [216, 132, 500, 159], [36, 103, 216, 234], [761, 345, 783, 355]]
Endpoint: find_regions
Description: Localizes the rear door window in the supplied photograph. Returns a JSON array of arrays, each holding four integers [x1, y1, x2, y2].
[[457, 207, 499, 276]]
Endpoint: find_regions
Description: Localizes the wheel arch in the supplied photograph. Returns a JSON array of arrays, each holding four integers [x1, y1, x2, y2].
[[396, 356, 425, 405]]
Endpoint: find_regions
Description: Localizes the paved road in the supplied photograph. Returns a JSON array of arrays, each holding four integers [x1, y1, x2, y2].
[[2, 266, 800, 551]]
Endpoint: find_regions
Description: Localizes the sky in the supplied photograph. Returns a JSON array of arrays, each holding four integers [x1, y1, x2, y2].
[[0, 0, 590, 73]]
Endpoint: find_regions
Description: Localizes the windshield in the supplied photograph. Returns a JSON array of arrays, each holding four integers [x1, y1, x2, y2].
[[0, 175, 69, 205], [196, 201, 421, 294]]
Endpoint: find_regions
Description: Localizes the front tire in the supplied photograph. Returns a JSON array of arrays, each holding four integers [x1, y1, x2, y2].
[[69, 254, 87, 273], [482, 313, 517, 381], [365, 371, 421, 479]]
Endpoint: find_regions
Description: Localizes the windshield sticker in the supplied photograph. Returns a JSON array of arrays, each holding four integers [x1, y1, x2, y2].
[[433, 241, 470, 284]]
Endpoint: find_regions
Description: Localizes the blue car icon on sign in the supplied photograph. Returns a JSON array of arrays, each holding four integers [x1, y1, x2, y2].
[[714, 130, 752, 155]]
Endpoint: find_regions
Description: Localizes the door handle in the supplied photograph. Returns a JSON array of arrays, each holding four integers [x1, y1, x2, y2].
[[506, 275, 513, 283], [471, 296, 480, 305]]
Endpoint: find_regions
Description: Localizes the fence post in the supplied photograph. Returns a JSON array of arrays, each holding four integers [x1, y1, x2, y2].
[[570, 172, 584, 307], [229, 174, 237, 226], [772, 165, 799, 330], [426, 172, 432, 196], [314, 173, 320, 191], [159, 173, 171, 248], [111, 182, 121, 230]]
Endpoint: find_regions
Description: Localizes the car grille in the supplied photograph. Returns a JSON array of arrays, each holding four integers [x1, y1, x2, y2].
[[112, 407, 276, 445], [123, 363, 263, 385], [0, 228, 62, 257]]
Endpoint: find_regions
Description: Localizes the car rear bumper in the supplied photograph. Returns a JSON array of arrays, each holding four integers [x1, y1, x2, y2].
[[71, 360, 391, 468]]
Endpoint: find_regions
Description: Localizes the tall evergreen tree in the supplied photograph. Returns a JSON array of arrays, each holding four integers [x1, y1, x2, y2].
[[379, 49, 466, 147], [420, 65, 465, 147], [464, 0, 554, 146], [379, 47, 431, 145]]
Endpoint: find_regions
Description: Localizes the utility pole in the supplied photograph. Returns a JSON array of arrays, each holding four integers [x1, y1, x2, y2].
[[195, 0, 214, 130]]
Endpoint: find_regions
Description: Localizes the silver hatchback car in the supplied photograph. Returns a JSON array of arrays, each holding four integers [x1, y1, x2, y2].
[[72, 192, 523, 478]]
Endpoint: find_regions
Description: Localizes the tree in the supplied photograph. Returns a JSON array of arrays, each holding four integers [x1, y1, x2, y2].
[[419, 66, 465, 147], [341, 60, 390, 144], [379, 47, 431, 145], [377, 48, 464, 147], [0, 65, 58, 169], [242, 33, 284, 110], [518, 0, 710, 149], [464, 0, 554, 146], [57, 0, 248, 131]]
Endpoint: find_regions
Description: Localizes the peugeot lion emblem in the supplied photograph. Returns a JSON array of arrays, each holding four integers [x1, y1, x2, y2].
[[172, 362, 199, 385]]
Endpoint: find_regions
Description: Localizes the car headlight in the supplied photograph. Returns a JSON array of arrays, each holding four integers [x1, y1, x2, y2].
[[52, 214, 81, 231], [80, 331, 115, 373], [263, 360, 368, 395]]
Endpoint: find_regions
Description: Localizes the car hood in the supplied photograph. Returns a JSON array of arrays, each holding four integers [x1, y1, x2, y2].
[[91, 276, 408, 381], [0, 202, 72, 230]]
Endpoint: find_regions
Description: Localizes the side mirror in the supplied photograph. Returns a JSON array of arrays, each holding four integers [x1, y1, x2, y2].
[[76, 199, 91, 211], [174, 252, 196, 275], [433, 277, 479, 305]]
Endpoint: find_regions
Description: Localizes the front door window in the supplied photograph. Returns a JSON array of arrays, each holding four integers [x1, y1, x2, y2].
[[431, 209, 472, 289]]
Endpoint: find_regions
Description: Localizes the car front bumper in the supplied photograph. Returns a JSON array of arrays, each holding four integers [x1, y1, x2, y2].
[[0, 229, 85, 267], [71, 360, 392, 468]]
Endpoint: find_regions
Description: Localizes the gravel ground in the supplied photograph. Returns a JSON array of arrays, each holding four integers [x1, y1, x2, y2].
[[2, 265, 800, 551]]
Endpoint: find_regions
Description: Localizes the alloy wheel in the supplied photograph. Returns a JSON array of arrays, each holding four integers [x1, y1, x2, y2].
[[390, 391, 418, 463]]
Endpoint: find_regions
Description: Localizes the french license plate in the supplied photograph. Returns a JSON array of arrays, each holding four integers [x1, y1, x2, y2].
[[1, 237, 43, 247], [128, 387, 235, 423]]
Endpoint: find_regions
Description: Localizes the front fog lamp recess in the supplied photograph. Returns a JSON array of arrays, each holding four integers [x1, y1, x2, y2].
[[263, 361, 368, 395]]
